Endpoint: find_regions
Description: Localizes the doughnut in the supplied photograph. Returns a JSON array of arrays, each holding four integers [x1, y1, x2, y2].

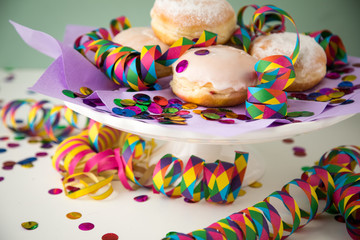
[[150, 0, 237, 45], [112, 27, 172, 78], [250, 32, 327, 92], [171, 45, 259, 107]]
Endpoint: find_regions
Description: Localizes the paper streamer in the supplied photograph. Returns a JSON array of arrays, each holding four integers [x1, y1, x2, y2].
[[52, 127, 248, 204], [74, 17, 217, 91], [0, 99, 88, 142], [164, 145, 360, 240], [233, 5, 300, 119], [306, 30, 348, 68]]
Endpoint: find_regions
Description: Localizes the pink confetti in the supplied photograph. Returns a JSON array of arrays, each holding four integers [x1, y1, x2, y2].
[[78, 222, 95, 231], [134, 195, 149, 202], [48, 188, 63, 195]]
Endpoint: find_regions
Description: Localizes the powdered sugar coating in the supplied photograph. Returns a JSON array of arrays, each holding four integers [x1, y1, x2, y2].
[[250, 32, 326, 77], [151, 0, 235, 27]]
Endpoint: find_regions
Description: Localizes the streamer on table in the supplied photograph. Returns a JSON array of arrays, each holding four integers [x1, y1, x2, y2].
[[164, 145, 360, 240], [53, 125, 248, 203], [0, 99, 89, 142]]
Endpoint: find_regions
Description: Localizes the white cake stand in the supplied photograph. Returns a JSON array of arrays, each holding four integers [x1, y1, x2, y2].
[[65, 101, 354, 186]]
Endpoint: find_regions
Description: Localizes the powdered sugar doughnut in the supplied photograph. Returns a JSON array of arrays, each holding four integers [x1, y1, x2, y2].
[[250, 32, 327, 92], [150, 0, 237, 45], [171, 45, 259, 107], [112, 27, 172, 78]]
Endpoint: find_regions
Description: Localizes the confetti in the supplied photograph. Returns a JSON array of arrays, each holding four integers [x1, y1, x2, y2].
[[7, 143, 20, 148], [66, 212, 82, 220], [102, 233, 119, 240], [35, 152, 48, 157], [249, 181, 263, 188], [0, 136, 9, 141], [48, 188, 63, 195], [176, 60, 188, 73], [282, 138, 294, 144], [21, 221, 38, 230], [134, 195, 149, 202], [0, 177, 4, 182], [78, 222, 95, 231], [3, 161, 16, 170], [0, 148, 6, 153]]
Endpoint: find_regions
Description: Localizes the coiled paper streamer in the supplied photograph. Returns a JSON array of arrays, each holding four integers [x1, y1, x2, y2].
[[306, 30, 348, 68], [0, 99, 88, 142], [74, 17, 217, 91], [164, 145, 360, 240], [233, 5, 300, 119], [53, 127, 248, 203]]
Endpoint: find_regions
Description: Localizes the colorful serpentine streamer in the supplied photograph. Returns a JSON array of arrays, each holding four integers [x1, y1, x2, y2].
[[52, 124, 248, 203], [75, 20, 217, 91], [0, 99, 89, 142], [164, 145, 360, 240]]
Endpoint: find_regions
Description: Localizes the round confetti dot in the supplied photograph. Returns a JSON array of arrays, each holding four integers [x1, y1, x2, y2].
[[41, 142, 53, 149], [182, 103, 198, 110], [176, 60, 188, 73], [21, 221, 38, 230], [338, 81, 353, 88], [134, 195, 149, 202], [0, 136, 9, 141], [342, 75, 356, 82], [307, 92, 322, 100], [79, 87, 93, 96], [249, 181, 262, 188], [66, 212, 82, 220], [238, 189, 246, 196], [163, 107, 179, 114], [339, 67, 354, 73], [328, 91, 345, 99], [0, 177, 4, 182], [218, 119, 235, 124], [315, 95, 331, 102], [352, 63, 360, 67], [7, 143, 20, 148], [287, 112, 302, 118], [282, 138, 294, 144], [194, 49, 210, 55], [18, 157, 37, 165], [102, 233, 119, 240], [301, 111, 314, 117], [113, 99, 124, 107], [148, 102, 163, 114], [28, 138, 40, 144], [62, 89, 77, 98], [203, 113, 221, 120], [153, 96, 168, 106], [21, 163, 34, 168], [48, 188, 63, 195], [341, 99, 354, 105], [133, 93, 151, 104], [79, 222, 95, 231], [14, 134, 26, 140], [330, 98, 346, 105], [35, 152, 48, 157], [120, 99, 136, 107], [325, 72, 340, 79], [0, 148, 6, 153]]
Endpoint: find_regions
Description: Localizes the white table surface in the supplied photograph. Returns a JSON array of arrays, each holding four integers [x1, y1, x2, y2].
[[0, 69, 358, 240]]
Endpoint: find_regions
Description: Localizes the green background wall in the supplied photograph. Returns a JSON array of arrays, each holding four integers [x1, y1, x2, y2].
[[1, 0, 359, 68]]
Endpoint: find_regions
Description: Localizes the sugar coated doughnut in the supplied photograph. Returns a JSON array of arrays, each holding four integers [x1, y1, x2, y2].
[[112, 27, 172, 78], [171, 45, 258, 107], [250, 32, 327, 92], [150, 0, 237, 45]]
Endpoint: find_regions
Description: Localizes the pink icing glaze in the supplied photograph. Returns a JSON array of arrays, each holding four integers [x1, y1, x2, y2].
[[173, 45, 258, 91]]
